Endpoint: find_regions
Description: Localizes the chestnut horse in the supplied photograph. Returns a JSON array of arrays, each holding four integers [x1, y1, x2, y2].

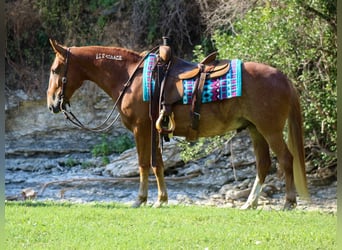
[[47, 39, 309, 209]]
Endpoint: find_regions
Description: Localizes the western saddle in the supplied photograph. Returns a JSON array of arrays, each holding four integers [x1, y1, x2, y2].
[[149, 37, 230, 165]]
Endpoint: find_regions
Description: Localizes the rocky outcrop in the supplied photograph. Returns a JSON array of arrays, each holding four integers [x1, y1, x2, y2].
[[5, 89, 337, 212], [5, 83, 128, 158], [5, 88, 260, 205]]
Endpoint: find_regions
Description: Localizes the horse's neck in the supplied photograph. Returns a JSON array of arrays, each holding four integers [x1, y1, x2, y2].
[[73, 46, 141, 98]]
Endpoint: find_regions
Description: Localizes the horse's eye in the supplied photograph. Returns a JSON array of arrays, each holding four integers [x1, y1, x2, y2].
[[52, 68, 60, 75]]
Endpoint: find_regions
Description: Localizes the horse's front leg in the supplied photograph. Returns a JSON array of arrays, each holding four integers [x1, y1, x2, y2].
[[131, 126, 168, 208], [131, 124, 151, 208], [152, 149, 168, 207], [131, 165, 149, 208]]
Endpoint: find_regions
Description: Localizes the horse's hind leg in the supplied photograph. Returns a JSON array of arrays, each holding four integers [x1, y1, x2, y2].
[[241, 126, 271, 209], [264, 132, 296, 209]]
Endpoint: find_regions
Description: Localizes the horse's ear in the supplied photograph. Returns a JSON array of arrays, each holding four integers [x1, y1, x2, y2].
[[49, 38, 65, 57]]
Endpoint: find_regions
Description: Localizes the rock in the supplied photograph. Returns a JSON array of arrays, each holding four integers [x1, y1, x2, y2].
[[218, 184, 234, 195], [5, 84, 129, 159], [103, 148, 139, 177], [237, 178, 252, 189], [21, 188, 37, 200], [104, 140, 183, 177], [210, 193, 224, 200], [176, 163, 203, 176], [176, 194, 194, 204], [225, 188, 251, 201]]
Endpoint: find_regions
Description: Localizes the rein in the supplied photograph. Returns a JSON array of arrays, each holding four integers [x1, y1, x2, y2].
[[59, 46, 159, 132]]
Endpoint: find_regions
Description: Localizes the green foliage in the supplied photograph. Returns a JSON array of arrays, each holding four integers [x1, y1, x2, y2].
[[130, 0, 202, 55], [91, 134, 135, 157], [6, 202, 336, 249], [195, 0, 336, 168], [146, 0, 160, 44], [179, 132, 235, 163], [64, 158, 79, 167], [5, 0, 118, 93], [81, 161, 96, 169], [89, 0, 117, 10], [35, 0, 117, 44]]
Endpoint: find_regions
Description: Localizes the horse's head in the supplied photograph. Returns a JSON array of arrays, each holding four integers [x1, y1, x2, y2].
[[47, 39, 80, 113]]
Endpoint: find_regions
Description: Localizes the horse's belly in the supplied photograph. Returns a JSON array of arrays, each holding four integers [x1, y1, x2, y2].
[[172, 102, 246, 138]]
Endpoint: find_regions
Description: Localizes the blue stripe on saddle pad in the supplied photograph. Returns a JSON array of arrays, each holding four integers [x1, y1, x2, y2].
[[182, 59, 242, 104], [142, 54, 242, 103], [142, 53, 157, 101]]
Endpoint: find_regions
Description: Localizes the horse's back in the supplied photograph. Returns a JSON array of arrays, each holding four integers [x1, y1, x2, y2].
[[243, 62, 291, 90], [240, 62, 293, 130]]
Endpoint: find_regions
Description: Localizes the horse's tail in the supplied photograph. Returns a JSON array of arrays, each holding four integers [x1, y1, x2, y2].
[[287, 81, 310, 200]]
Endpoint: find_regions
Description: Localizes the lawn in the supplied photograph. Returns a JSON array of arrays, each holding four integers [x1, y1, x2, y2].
[[5, 201, 336, 249]]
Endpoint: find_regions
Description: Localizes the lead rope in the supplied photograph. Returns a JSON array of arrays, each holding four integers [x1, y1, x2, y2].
[[61, 46, 159, 132]]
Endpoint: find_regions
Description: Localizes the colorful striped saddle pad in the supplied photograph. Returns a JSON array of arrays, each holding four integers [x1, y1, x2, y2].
[[143, 54, 242, 104]]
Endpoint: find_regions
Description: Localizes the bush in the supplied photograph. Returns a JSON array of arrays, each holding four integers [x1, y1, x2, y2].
[[91, 134, 134, 157], [5, 0, 118, 95], [5, 0, 203, 95], [194, 0, 336, 168]]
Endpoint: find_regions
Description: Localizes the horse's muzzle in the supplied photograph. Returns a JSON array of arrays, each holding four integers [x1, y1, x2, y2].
[[48, 98, 68, 114], [48, 104, 61, 114]]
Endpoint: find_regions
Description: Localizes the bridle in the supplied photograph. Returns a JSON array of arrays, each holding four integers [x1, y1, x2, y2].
[[57, 46, 159, 132], [58, 48, 70, 111], [58, 47, 121, 132]]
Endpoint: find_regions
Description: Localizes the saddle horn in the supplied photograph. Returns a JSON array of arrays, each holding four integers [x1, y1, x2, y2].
[[159, 36, 172, 63]]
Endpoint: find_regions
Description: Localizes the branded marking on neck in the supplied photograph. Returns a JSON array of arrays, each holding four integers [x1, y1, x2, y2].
[[96, 53, 123, 61]]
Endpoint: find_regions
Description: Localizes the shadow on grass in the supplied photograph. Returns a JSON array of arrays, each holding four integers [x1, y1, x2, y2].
[[5, 200, 131, 209]]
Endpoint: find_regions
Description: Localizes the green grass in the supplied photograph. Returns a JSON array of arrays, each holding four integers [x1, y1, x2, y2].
[[5, 201, 336, 249]]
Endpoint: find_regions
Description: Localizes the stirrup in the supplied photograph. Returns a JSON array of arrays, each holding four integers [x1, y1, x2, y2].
[[155, 110, 175, 136]]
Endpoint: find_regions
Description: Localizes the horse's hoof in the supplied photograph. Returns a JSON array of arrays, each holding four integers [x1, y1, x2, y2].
[[240, 203, 250, 210], [131, 200, 146, 208], [283, 201, 297, 210], [240, 202, 258, 210], [153, 200, 168, 208]]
